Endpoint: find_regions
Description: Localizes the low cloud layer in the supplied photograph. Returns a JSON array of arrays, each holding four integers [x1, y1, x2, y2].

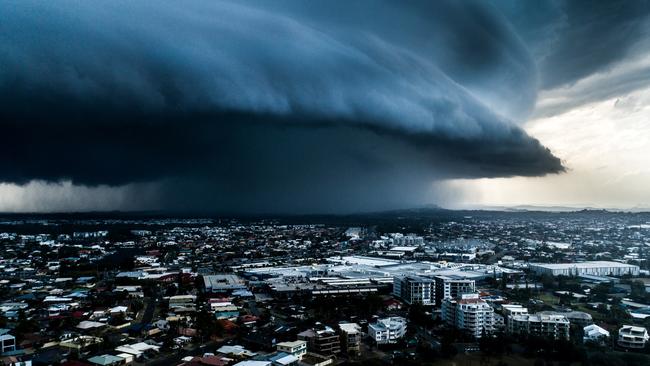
[[0, 0, 578, 212]]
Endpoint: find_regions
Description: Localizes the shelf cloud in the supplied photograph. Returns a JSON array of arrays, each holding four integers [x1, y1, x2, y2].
[[0, 0, 568, 212]]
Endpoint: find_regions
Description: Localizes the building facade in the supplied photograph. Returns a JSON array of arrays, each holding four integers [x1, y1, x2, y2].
[[583, 324, 609, 344], [0, 334, 16, 354], [442, 293, 494, 338], [393, 276, 433, 305], [528, 261, 639, 277], [297, 326, 341, 355], [434, 275, 475, 306], [276, 340, 307, 360], [368, 317, 407, 345], [617, 325, 649, 349], [338, 323, 362, 354], [507, 313, 570, 340]]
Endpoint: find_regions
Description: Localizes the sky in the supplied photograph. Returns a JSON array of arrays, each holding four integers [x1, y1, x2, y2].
[[0, 0, 649, 213]]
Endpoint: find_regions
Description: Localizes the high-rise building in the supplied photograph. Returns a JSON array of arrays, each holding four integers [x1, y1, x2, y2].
[[442, 293, 494, 338], [393, 276, 433, 305]]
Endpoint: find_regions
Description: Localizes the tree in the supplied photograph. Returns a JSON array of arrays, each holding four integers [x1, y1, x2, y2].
[[540, 273, 554, 290], [14, 310, 39, 340], [630, 280, 648, 302]]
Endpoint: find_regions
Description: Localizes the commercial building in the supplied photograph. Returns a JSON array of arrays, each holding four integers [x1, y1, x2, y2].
[[442, 293, 494, 338], [617, 325, 649, 349], [368, 317, 407, 345], [528, 261, 639, 277], [507, 313, 570, 340], [393, 276, 433, 305], [203, 274, 247, 293], [434, 275, 475, 306]]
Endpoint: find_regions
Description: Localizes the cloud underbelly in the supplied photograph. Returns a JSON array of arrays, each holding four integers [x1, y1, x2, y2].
[[0, 0, 564, 212]]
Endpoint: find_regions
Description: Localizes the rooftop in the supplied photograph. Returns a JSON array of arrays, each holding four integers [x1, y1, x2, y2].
[[529, 261, 638, 269]]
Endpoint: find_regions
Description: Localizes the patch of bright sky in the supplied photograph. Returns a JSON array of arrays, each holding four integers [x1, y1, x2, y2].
[[449, 80, 650, 209]]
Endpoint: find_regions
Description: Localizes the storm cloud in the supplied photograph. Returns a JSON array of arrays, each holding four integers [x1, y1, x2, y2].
[[495, 0, 650, 102], [0, 0, 566, 212]]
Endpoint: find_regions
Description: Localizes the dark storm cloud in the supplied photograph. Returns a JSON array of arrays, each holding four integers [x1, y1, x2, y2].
[[0, 0, 564, 212], [496, 0, 650, 89]]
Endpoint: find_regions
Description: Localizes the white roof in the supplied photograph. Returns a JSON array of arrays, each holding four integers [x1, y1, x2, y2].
[[115, 342, 160, 355], [115, 346, 142, 356], [339, 323, 361, 334], [530, 261, 638, 269], [620, 325, 648, 333], [584, 324, 609, 337], [129, 342, 160, 352], [390, 246, 418, 251], [77, 321, 107, 329], [233, 361, 271, 366], [217, 345, 255, 356], [274, 354, 299, 365], [277, 340, 306, 347]]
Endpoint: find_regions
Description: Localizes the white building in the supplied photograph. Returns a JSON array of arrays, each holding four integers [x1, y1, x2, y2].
[[583, 324, 609, 343], [502, 304, 529, 319], [507, 313, 570, 340], [393, 276, 433, 305], [368, 317, 407, 345], [434, 275, 475, 306], [528, 261, 639, 277], [618, 325, 649, 349], [276, 340, 307, 360], [442, 293, 494, 338]]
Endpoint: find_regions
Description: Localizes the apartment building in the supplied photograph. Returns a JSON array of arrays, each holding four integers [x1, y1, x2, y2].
[[434, 275, 475, 306], [502, 304, 528, 318], [298, 326, 341, 355], [507, 313, 570, 340], [338, 323, 362, 354], [442, 293, 494, 338], [617, 325, 649, 349], [393, 276, 433, 305], [368, 317, 407, 345]]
